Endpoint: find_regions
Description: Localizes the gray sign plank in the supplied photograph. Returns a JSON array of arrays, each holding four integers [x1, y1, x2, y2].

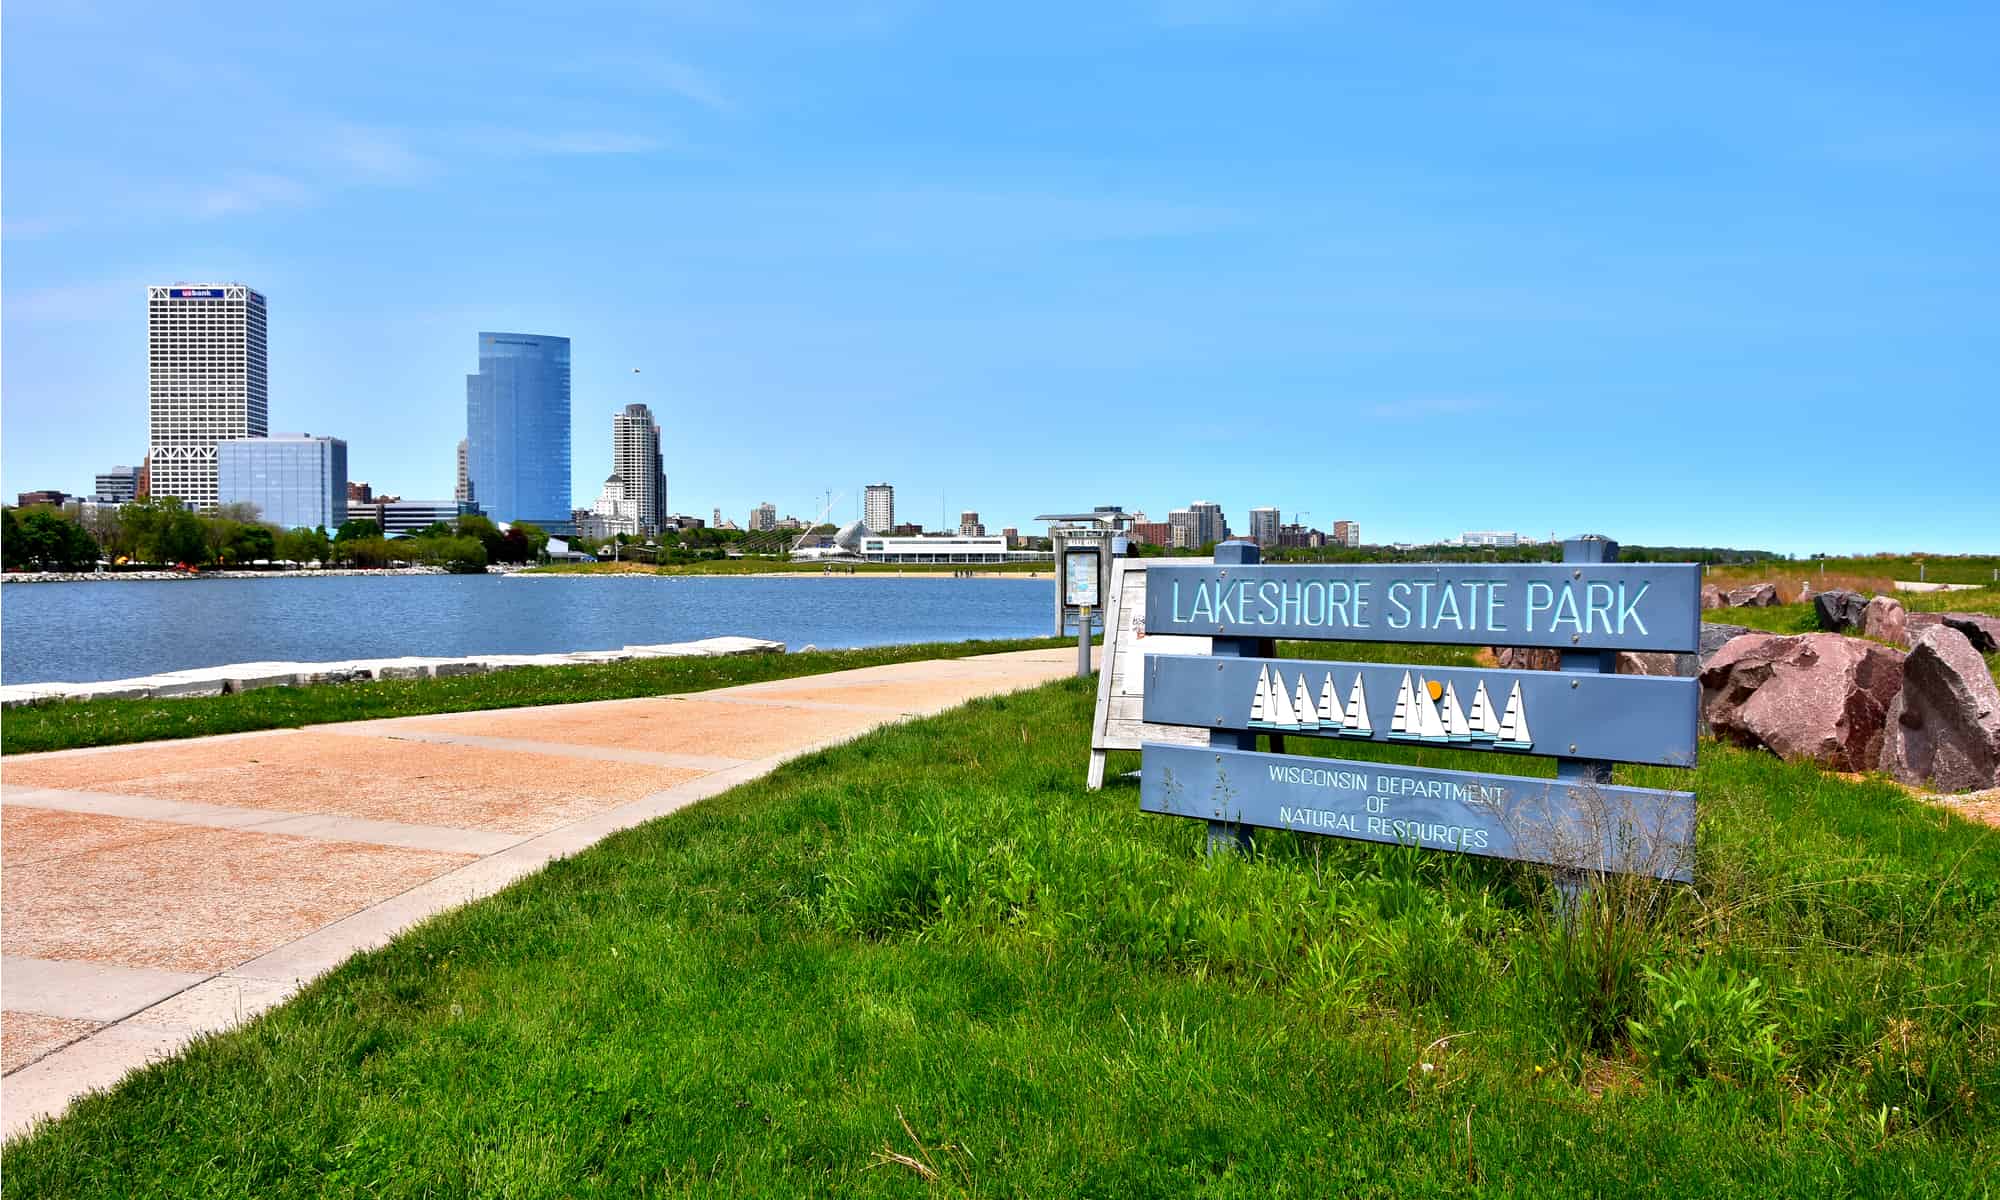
[[1144, 563, 1702, 652], [1141, 743, 1696, 882], [1143, 654, 1699, 767]]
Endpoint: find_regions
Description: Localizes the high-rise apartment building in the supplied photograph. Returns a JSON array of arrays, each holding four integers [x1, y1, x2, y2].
[[216, 434, 348, 530], [93, 466, 141, 505], [147, 284, 269, 508], [465, 332, 572, 530], [1186, 501, 1228, 548], [1332, 520, 1361, 548], [612, 403, 666, 534], [1167, 509, 1194, 549], [1248, 506, 1280, 546], [958, 510, 985, 537], [455, 439, 472, 505], [863, 483, 894, 533], [750, 502, 778, 532]]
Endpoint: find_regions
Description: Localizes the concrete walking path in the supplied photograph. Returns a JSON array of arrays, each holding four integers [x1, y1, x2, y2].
[[0, 647, 1086, 1138]]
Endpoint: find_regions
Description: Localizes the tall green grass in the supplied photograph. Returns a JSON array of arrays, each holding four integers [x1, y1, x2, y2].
[[7, 667, 1995, 1195]]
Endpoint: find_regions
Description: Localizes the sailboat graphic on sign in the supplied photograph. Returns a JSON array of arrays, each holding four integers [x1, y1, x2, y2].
[[1440, 681, 1472, 742], [1388, 672, 1450, 743], [1249, 665, 1273, 727], [1292, 675, 1320, 732], [1493, 680, 1533, 751], [1340, 675, 1372, 737], [1267, 668, 1302, 730], [1466, 680, 1503, 742], [1317, 672, 1342, 731]]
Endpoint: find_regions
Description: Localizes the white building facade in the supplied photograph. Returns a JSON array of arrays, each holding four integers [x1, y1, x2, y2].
[[863, 483, 894, 533], [147, 284, 269, 509], [612, 403, 666, 534]]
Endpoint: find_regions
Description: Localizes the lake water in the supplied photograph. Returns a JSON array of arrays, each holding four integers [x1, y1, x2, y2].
[[0, 574, 1055, 684]]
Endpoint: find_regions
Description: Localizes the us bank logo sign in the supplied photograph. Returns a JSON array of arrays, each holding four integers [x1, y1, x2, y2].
[[1138, 547, 1702, 882]]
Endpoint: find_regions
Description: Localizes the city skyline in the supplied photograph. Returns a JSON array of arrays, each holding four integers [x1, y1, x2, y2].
[[5, 4, 1997, 554]]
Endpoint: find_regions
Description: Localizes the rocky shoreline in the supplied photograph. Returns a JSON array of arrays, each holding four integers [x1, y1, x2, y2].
[[0, 636, 785, 707], [0, 566, 530, 584]]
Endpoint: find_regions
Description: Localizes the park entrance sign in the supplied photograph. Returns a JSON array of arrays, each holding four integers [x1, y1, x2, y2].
[[1139, 539, 1702, 881]]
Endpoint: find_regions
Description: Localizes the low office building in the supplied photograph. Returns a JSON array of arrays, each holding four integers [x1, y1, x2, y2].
[[852, 533, 1049, 565], [93, 466, 141, 505], [381, 500, 474, 538], [216, 434, 347, 530]]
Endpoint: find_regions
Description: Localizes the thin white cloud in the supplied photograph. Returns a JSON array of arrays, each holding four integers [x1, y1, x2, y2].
[[449, 125, 669, 157], [1358, 395, 1498, 420], [322, 123, 435, 181], [559, 55, 736, 114], [6, 279, 148, 322], [1151, 0, 1331, 27], [2, 217, 72, 240], [516, 131, 667, 155], [191, 171, 314, 218]]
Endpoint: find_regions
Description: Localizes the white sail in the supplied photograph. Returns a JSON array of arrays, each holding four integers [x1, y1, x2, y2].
[[1496, 681, 1532, 746], [1292, 675, 1319, 731], [1319, 672, 1341, 728], [1269, 667, 1301, 728], [1441, 681, 1471, 741], [1344, 675, 1371, 734], [1415, 676, 1448, 740], [1468, 680, 1502, 739], [1389, 671, 1415, 735], [1250, 665, 1271, 726]]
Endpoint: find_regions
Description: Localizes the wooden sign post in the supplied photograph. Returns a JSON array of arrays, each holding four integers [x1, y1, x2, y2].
[[1139, 538, 1701, 880], [1086, 557, 1213, 789]]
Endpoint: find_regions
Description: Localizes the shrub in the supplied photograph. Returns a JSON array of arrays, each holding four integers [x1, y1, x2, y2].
[[1628, 959, 1783, 1087]]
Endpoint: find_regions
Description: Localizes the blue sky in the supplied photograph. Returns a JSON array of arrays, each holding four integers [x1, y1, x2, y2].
[[4, 1, 1994, 553]]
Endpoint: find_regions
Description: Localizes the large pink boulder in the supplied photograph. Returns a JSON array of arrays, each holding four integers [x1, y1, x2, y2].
[[1880, 627, 2000, 792], [1726, 583, 1780, 608], [1700, 633, 1906, 770], [1861, 595, 1908, 647]]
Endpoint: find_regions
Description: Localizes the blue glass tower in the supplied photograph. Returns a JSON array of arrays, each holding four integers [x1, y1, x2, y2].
[[465, 332, 572, 531]]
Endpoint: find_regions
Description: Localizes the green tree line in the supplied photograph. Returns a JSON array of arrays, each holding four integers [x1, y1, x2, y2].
[[3, 501, 550, 574]]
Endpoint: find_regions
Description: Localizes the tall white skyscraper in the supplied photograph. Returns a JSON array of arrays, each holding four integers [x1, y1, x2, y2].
[[864, 482, 895, 533], [147, 284, 269, 509], [612, 403, 665, 534]]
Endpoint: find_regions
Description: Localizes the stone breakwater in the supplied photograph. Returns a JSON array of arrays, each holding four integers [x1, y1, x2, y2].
[[0, 636, 785, 708], [0, 566, 528, 584]]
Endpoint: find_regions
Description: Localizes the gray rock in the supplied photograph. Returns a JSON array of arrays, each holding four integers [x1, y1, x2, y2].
[[1813, 589, 1870, 632], [224, 672, 302, 693], [376, 664, 434, 681], [1880, 626, 2000, 792], [433, 661, 490, 678], [1699, 623, 1757, 671], [1701, 584, 1728, 611], [1701, 633, 1906, 771]]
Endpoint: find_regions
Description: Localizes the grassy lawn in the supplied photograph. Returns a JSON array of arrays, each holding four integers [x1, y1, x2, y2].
[[0, 637, 1072, 756], [5, 646, 1995, 1195]]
